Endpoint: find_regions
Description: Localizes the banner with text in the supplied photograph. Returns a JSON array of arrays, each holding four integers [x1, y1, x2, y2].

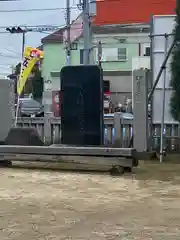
[[17, 46, 44, 96]]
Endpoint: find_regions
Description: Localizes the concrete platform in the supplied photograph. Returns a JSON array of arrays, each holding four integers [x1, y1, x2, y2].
[[0, 145, 137, 157], [0, 145, 138, 174]]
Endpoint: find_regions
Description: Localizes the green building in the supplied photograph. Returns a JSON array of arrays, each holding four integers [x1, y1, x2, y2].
[[41, 17, 150, 104]]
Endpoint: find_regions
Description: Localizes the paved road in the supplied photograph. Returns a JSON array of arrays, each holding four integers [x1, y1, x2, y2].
[[0, 162, 180, 239]]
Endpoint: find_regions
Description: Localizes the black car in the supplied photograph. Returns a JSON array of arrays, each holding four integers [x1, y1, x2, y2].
[[18, 98, 44, 117]]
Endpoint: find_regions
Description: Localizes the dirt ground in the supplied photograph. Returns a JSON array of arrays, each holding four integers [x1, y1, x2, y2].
[[0, 162, 180, 239]]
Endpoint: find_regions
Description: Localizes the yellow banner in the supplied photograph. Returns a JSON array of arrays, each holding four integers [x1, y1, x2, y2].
[[24, 46, 44, 58], [17, 47, 44, 96]]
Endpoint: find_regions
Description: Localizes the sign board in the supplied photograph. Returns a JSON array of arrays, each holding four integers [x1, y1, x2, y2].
[[151, 15, 177, 124], [132, 56, 150, 108], [44, 80, 52, 92]]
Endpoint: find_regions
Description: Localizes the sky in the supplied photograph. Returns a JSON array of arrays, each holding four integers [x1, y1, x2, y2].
[[0, 0, 80, 76]]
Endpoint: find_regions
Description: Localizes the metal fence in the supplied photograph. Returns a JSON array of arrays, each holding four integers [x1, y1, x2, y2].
[[152, 123, 180, 152], [15, 117, 180, 151]]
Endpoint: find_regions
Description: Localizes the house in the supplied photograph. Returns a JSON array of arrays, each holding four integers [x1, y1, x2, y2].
[[42, 22, 150, 104], [93, 0, 176, 25], [41, 0, 176, 105]]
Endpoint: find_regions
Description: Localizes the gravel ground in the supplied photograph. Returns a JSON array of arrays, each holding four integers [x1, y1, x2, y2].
[[0, 162, 180, 239]]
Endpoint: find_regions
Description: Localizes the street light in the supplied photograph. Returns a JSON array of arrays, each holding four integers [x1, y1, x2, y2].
[[6, 27, 24, 34], [5, 26, 58, 57]]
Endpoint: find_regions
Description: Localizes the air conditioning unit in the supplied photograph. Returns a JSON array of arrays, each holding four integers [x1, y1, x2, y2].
[[119, 39, 127, 43]]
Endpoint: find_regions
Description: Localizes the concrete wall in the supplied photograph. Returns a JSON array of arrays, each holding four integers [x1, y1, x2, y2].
[[0, 80, 14, 141]]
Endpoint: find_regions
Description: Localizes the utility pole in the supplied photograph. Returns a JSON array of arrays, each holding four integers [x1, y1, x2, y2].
[[97, 41, 102, 68], [22, 31, 25, 59], [65, 0, 71, 65], [82, 0, 91, 64]]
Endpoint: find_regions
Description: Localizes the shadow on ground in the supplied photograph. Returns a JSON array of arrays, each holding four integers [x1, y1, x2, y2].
[[2, 156, 180, 183], [132, 157, 180, 182]]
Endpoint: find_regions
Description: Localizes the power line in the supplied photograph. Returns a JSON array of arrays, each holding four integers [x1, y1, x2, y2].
[[0, 30, 150, 45], [0, 65, 11, 67], [0, 21, 149, 30], [0, 63, 15, 66], [0, 6, 77, 13], [0, 31, 40, 34], [0, 24, 64, 29], [0, 24, 150, 40], [0, 53, 19, 59], [0, 26, 65, 35], [0, 23, 149, 32], [3, 48, 21, 56], [0, 73, 12, 76]]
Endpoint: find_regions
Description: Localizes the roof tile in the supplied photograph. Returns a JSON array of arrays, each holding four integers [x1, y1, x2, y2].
[[93, 0, 176, 25]]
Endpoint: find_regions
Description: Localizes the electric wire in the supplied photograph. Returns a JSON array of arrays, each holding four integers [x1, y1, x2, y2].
[[3, 47, 21, 56], [0, 6, 78, 13], [0, 24, 65, 29], [0, 53, 19, 58], [0, 22, 150, 32], [0, 26, 151, 46]]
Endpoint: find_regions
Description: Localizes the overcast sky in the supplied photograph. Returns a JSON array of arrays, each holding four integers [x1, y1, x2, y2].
[[0, 0, 80, 76]]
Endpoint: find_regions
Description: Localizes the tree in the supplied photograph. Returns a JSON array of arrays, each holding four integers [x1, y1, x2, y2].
[[14, 61, 43, 100], [31, 65, 44, 100], [170, 0, 180, 121], [15, 62, 21, 75]]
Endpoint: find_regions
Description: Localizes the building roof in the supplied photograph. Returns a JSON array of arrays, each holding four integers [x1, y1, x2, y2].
[[41, 14, 83, 44], [92, 25, 150, 35], [42, 23, 150, 44], [93, 0, 176, 25], [42, 0, 175, 44], [41, 27, 65, 44]]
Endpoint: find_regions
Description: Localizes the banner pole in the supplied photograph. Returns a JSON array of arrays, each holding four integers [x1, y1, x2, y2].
[[15, 95, 20, 127], [15, 33, 25, 127], [15, 61, 22, 128]]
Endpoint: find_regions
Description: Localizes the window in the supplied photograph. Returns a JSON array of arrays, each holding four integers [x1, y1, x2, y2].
[[144, 47, 150, 56], [80, 49, 84, 64], [20, 99, 41, 108], [117, 48, 127, 61], [102, 48, 117, 62], [103, 80, 110, 93], [142, 44, 150, 56], [95, 47, 127, 62]]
